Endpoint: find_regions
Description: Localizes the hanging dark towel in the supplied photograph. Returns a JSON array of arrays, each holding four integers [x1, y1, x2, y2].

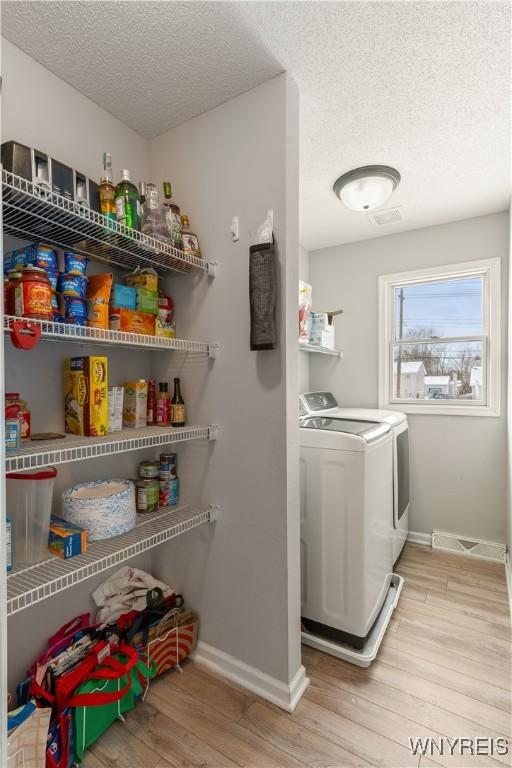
[[249, 241, 276, 350]]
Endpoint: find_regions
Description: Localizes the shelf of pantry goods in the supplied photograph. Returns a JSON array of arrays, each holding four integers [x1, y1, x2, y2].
[[7, 504, 217, 616], [299, 342, 343, 358], [5, 425, 217, 473], [3, 315, 213, 355], [1, 169, 217, 278]]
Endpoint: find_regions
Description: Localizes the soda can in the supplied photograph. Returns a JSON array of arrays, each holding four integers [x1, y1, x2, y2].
[[168, 477, 179, 507], [160, 452, 177, 479], [159, 479, 170, 508]]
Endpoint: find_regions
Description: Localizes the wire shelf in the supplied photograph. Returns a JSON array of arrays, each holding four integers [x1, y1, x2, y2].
[[7, 504, 215, 615], [299, 342, 343, 358], [5, 425, 215, 473], [4, 315, 211, 354], [2, 168, 216, 278]]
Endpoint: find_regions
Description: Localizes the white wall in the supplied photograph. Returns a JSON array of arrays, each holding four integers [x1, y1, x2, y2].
[[147, 73, 304, 691], [507, 204, 512, 593], [1, 38, 149, 185], [310, 212, 509, 544], [298, 244, 310, 393]]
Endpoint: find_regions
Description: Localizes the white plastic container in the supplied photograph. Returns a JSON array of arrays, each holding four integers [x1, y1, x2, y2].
[[6, 467, 57, 566]]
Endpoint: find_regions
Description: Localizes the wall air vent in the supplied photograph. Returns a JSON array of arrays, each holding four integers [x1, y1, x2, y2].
[[368, 207, 404, 226], [432, 530, 506, 563]]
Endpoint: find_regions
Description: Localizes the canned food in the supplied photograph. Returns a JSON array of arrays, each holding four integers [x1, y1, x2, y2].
[[160, 453, 177, 479], [159, 479, 170, 508], [139, 460, 159, 479], [168, 477, 179, 507], [5, 418, 21, 452], [136, 478, 159, 513]]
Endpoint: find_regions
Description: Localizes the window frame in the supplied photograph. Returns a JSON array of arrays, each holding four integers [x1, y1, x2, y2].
[[378, 258, 501, 417]]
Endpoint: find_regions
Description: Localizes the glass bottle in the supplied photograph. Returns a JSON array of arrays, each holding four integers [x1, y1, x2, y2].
[[156, 382, 171, 426], [141, 183, 170, 241], [98, 152, 116, 224], [162, 181, 183, 249], [114, 169, 141, 231], [181, 214, 201, 259], [171, 377, 185, 427], [139, 181, 147, 207]]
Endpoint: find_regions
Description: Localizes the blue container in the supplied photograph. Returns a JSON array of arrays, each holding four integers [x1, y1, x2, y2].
[[64, 252, 88, 277], [168, 477, 179, 507], [110, 283, 136, 310], [47, 270, 58, 292], [64, 296, 88, 325], [25, 243, 58, 272], [58, 273, 88, 297], [4, 249, 27, 275], [5, 418, 20, 452]]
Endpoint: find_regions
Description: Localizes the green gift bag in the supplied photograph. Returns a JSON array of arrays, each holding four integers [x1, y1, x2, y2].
[[69, 646, 155, 763]]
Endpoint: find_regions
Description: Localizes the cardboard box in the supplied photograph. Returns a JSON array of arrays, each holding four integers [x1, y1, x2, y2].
[[123, 380, 148, 428], [155, 318, 176, 339], [136, 288, 158, 315], [48, 516, 88, 559], [125, 270, 158, 293], [110, 283, 136, 310], [64, 356, 108, 436], [108, 387, 124, 433], [117, 309, 155, 336]]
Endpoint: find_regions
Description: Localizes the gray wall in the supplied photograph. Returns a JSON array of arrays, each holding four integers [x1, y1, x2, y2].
[[148, 73, 303, 686], [309, 212, 509, 544]]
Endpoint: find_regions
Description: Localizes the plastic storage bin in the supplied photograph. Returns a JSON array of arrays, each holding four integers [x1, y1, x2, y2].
[[6, 467, 57, 566]]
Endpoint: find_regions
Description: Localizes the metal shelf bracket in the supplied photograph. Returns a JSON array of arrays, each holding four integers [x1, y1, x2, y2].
[[208, 342, 220, 360], [207, 505, 220, 523], [207, 261, 219, 278], [208, 424, 220, 441]]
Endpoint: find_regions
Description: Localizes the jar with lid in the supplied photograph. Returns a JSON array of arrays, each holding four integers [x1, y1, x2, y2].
[[15, 266, 52, 321], [135, 478, 159, 513], [5, 392, 31, 439], [6, 271, 22, 316]]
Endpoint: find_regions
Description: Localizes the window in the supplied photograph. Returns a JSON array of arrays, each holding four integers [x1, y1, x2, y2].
[[378, 258, 500, 416]]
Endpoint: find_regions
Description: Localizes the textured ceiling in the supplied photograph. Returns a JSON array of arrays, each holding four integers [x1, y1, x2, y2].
[[2, 1, 510, 250], [0, 1, 282, 139], [238, 1, 511, 250]]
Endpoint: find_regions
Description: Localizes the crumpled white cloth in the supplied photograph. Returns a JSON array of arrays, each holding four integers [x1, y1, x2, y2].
[[92, 566, 176, 624]]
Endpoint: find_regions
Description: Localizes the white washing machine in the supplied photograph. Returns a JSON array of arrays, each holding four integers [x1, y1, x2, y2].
[[300, 392, 409, 563], [300, 411, 402, 665]]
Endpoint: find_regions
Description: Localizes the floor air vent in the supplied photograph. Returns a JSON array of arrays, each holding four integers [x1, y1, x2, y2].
[[432, 530, 506, 563], [368, 207, 404, 226]]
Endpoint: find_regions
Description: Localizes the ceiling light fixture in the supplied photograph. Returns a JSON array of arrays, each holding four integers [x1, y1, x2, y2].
[[333, 165, 401, 212]]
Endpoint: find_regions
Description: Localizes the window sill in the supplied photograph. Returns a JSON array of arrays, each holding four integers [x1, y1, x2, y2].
[[380, 401, 500, 417]]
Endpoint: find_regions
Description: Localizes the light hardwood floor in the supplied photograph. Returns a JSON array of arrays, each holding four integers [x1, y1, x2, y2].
[[84, 544, 511, 768]]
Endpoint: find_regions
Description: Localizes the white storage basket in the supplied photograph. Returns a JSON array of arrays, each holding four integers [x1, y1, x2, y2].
[[62, 479, 136, 541]]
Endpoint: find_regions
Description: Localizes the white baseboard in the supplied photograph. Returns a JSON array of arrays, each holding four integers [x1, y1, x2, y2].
[[407, 530, 432, 546], [193, 640, 310, 713], [506, 554, 512, 617]]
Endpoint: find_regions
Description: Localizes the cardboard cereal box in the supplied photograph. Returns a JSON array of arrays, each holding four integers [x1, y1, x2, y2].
[[64, 356, 108, 436]]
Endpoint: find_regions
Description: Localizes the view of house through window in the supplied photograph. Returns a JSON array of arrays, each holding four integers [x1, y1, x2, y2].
[[393, 275, 484, 402]]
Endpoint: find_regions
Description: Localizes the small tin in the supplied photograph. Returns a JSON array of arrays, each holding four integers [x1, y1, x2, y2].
[[159, 479, 170, 508], [5, 418, 21, 452], [139, 460, 159, 479], [160, 452, 177, 479], [136, 478, 159, 513], [168, 477, 179, 507]]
